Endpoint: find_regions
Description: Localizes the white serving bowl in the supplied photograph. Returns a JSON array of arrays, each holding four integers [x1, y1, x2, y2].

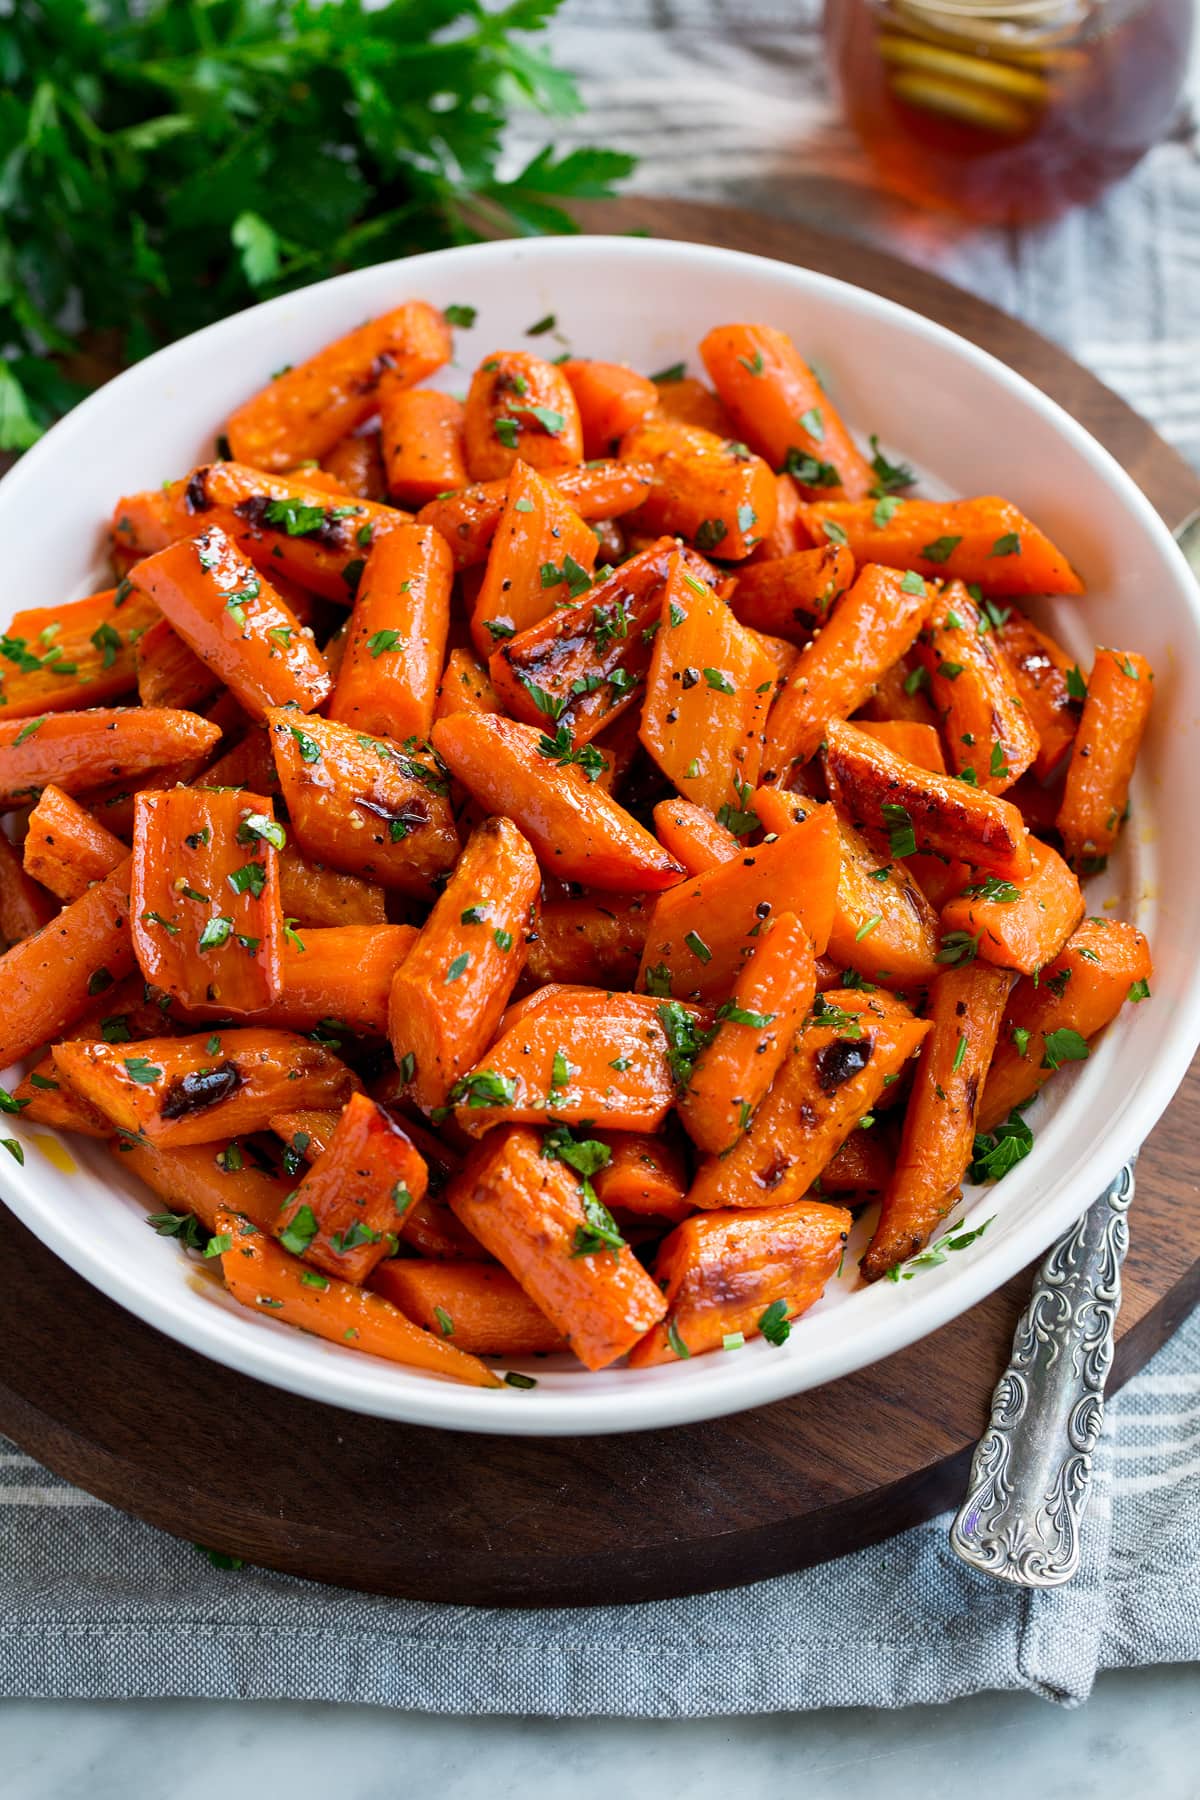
[[2, 236, 1197, 1437]]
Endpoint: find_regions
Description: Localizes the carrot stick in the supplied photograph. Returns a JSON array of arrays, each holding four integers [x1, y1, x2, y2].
[[114, 1135, 295, 1235], [379, 383, 468, 506], [995, 606, 1081, 781], [135, 617, 221, 713], [651, 372, 734, 436], [321, 427, 387, 501], [273, 1092, 428, 1284], [469, 461, 598, 657], [435, 646, 500, 721], [818, 1127, 891, 1196], [940, 840, 1085, 975], [857, 653, 939, 728], [745, 471, 809, 562], [561, 359, 659, 458], [277, 849, 386, 928], [1056, 648, 1153, 869], [524, 893, 651, 988], [916, 582, 1038, 793], [731, 544, 856, 637], [463, 350, 584, 482], [24, 781, 125, 903], [369, 1259, 567, 1355], [327, 523, 452, 742], [182, 922, 417, 1037], [798, 496, 1084, 596], [416, 460, 653, 569], [0, 708, 221, 807], [0, 860, 134, 1068], [620, 416, 778, 560], [591, 1129, 692, 1223], [652, 798, 740, 875], [0, 832, 56, 945], [0, 586, 159, 719], [852, 719, 945, 772]]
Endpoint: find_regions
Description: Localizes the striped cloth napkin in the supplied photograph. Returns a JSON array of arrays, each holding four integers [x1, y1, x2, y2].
[[2, 0, 1199, 1714]]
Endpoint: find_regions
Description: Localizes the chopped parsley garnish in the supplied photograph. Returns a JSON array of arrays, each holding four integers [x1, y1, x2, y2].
[[289, 725, 322, 764], [1041, 1027, 1089, 1070], [198, 915, 233, 951], [868, 435, 915, 495], [757, 1298, 791, 1346], [448, 1069, 517, 1109], [936, 930, 980, 966], [989, 532, 1021, 557], [921, 535, 962, 564], [694, 518, 728, 554], [970, 1110, 1033, 1182], [881, 801, 917, 860], [367, 629, 403, 658], [885, 1215, 996, 1280], [122, 1056, 162, 1085]]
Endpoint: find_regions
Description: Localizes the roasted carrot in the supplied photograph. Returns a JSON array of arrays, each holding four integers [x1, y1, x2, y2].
[[197, 719, 278, 799], [591, 1129, 692, 1223], [818, 1127, 891, 1196], [114, 1135, 294, 1235], [731, 544, 855, 638], [434, 646, 500, 721], [860, 963, 1014, 1280], [277, 848, 387, 928], [432, 709, 682, 893], [388, 816, 540, 1112], [652, 798, 740, 875], [628, 1199, 852, 1366], [463, 350, 583, 482], [561, 359, 659, 458], [652, 372, 734, 436], [940, 840, 1084, 975], [621, 416, 777, 560], [135, 617, 221, 713], [321, 427, 387, 501], [327, 523, 452, 742], [857, 653, 938, 728], [0, 860, 133, 1069], [445, 1125, 667, 1369], [416, 459, 653, 569], [687, 988, 931, 1212], [273, 1092, 427, 1284], [798, 496, 1084, 596], [853, 719, 945, 772], [267, 710, 460, 896], [23, 784, 124, 901], [370, 1258, 567, 1355], [523, 894, 650, 989], [216, 1209, 502, 1387], [1056, 648, 1153, 869], [746, 471, 809, 562], [224, 301, 451, 471], [995, 607, 1080, 781], [0, 586, 159, 719], [0, 707, 221, 808], [916, 582, 1038, 793], [379, 382, 468, 506], [13, 970, 179, 1133], [195, 922, 417, 1037], [469, 460, 598, 656], [0, 832, 55, 946]]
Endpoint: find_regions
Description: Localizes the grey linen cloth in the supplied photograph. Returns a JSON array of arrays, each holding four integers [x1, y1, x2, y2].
[[2, 0, 1199, 1715]]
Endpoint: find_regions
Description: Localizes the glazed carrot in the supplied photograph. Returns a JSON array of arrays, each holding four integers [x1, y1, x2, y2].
[[749, 628, 799, 688], [652, 798, 740, 875], [417, 461, 653, 570], [860, 963, 1014, 1280], [798, 496, 1084, 596], [327, 523, 452, 741], [651, 372, 734, 436], [321, 427, 387, 501], [197, 719, 279, 798], [216, 1209, 502, 1388], [620, 416, 777, 560], [388, 816, 540, 1112], [678, 911, 816, 1154], [24, 786, 123, 903], [434, 646, 500, 721], [463, 350, 583, 482], [940, 840, 1084, 976], [0, 586, 159, 719], [273, 1092, 427, 1284], [1056, 648, 1153, 869], [822, 720, 1033, 881], [0, 709, 222, 813], [267, 710, 460, 896], [762, 564, 930, 777], [451, 988, 711, 1137], [637, 804, 840, 1001], [445, 1125, 667, 1369], [277, 848, 387, 928], [469, 461, 598, 656], [0, 860, 133, 1068], [561, 359, 659, 458], [916, 582, 1037, 793], [135, 618, 221, 712], [379, 382, 468, 506], [731, 544, 855, 638], [591, 1129, 692, 1223], [746, 471, 809, 563], [114, 1135, 295, 1235], [995, 606, 1080, 781], [818, 1127, 891, 1196], [628, 1199, 852, 1366], [12, 970, 177, 1132], [52, 1028, 358, 1147], [687, 988, 930, 1212], [524, 894, 650, 989], [224, 301, 451, 471], [201, 923, 417, 1036], [129, 524, 330, 722], [370, 1258, 566, 1355], [640, 553, 777, 815], [857, 653, 938, 728], [432, 710, 682, 893], [853, 719, 945, 772], [700, 323, 874, 501], [0, 832, 55, 946], [977, 918, 1153, 1132]]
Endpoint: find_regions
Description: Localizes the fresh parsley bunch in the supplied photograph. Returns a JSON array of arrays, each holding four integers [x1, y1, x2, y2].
[[0, 0, 634, 449]]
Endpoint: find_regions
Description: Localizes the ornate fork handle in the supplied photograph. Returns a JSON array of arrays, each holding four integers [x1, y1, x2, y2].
[[950, 1162, 1133, 1587]]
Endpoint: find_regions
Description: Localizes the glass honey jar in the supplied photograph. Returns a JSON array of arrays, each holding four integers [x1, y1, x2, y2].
[[824, 0, 1195, 225]]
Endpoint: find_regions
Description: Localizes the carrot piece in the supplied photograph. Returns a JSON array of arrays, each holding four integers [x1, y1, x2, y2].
[[628, 1199, 852, 1366], [0, 586, 159, 719], [417, 460, 652, 569], [639, 552, 777, 815], [591, 1129, 692, 1223], [940, 839, 1084, 975], [853, 719, 945, 772], [686, 988, 931, 1212], [762, 564, 930, 777], [224, 301, 451, 471], [444, 1125, 667, 1369], [588, 700, 642, 796], [860, 963, 1014, 1280], [651, 373, 734, 436], [369, 1259, 567, 1355], [1007, 772, 1063, 837], [995, 607, 1080, 782], [321, 427, 387, 501], [129, 524, 330, 722], [0, 832, 55, 945], [197, 719, 279, 799], [273, 1092, 427, 1284], [277, 848, 387, 928], [1056, 648, 1153, 869], [749, 627, 799, 688], [469, 461, 598, 656], [267, 710, 460, 896], [678, 911, 817, 1154], [432, 710, 682, 893], [327, 523, 452, 742], [818, 1128, 891, 1196], [652, 798, 740, 875], [379, 383, 468, 506], [620, 416, 778, 561], [388, 816, 540, 1112], [561, 359, 659, 458], [216, 1209, 502, 1388], [857, 653, 938, 727], [135, 618, 221, 713], [731, 544, 855, 638], [699, 323, 874, 501], [114, 1135, 295, 1235], [0, 708, 221, 808], [52, 1028, 358, 1147], [524, 893, 651, 988], [639, 804, 839, 1001], [822, 720, 1033, 881], [746, 472, 809, 563], [978, 918, 1153, 1132], [0, 860, 134, 1068], [798, 496, 1084, 596], [450, 988, 710, 1137], [12, 971, 171, 1133], [917, 582, 1038, 793], [435, 646, 500, 721], [192, 923, 416, 1037], [463, 350, 584, 482]]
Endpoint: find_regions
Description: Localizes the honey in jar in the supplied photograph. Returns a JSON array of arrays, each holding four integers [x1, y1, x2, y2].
[[824, 0, 1195, 225]]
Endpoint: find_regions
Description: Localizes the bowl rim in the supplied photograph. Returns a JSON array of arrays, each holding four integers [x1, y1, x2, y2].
[[2, 231, 1198, 1437]]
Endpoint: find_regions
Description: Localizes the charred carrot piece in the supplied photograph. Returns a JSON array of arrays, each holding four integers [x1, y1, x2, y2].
[[114, 1135, 295, 1235], [379, 382, 468, 506], [651, 372, 735, 436], [135, 617, 221, 713], [917, 582, 1038, 793], [369, 1259, 567, 1355], [434, 646, 500, 721], [731, 544, 855, 637], [321, 427, 387, 501], [216, 1209, 502, 1387], [620, 416, 777, 560], [225, 301, 451, 471], [388, 816, 540, 1112], [861, 963, 1014, 1281], [652, 798, 740, 875], [995, 606, 1080, 782], [687, 988, 931, 1212], [463, 350, 583, 482], [267, 709, 460, 897], [1056, 648, 1153, 869], [524, 894, 650, 989], [940, 840, 1084, 976], [561, 359, 659, 459], [0, 833, 55, 946], [273, 1092, 427, 1284], [327, 523, 452, 742], [798, 496, 1084, 596], [591, 1129, 692, 1223], [432, 710, 682, 893], [853, 719, 945, 772], [277, 849, 387, 928], [444, 1125, 667, 1369], [23, 785, 124, 903], [818, 1127, 891, 1196], [0, 860, 134, 1068], [469, 461, 598, 656], [0, 707, 221, 808], [628, 1199, 852, 1366], [0, 586, 159, 719]]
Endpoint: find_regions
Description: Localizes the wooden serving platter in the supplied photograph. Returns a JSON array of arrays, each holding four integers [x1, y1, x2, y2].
[[2, 198, 1198, 1608]]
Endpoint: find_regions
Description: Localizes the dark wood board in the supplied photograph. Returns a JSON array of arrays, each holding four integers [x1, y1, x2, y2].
[[2, 198, 1198, 1608]]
